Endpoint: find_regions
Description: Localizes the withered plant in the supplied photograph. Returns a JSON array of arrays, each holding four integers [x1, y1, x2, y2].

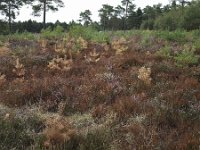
[[12, 58, 25, 82], [48, 55, 73, 71], [138, 66, 152, 85], [0, 73, 6, 87], [76, 36, 88, 49], [43, 116, 76, 148], [112, 37, 128, 55], [85, 48, 100, 63]]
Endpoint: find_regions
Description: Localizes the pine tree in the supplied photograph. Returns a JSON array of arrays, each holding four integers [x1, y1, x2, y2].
[[0, 0, 30, 32], [31, 0, 64, 28]]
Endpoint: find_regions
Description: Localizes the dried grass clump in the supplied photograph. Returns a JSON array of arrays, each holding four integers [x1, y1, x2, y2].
[[0, 73, 6, 86], [92, 104, 107, 119], [54, 40, 66, 54], [12, 58, 25, 83], [85, 49, 100, 63], [39, 39, 48, 50], [113, 98, 136, 120], [138, 66, 152, 85], [43, 116, 76, 148], [48, 55, 73, 71], [0, 44, 10, 56], [77, 37, 88, 49], [57, 101, 67, 115], [123, 123, 158, 149], [112, 37, 128, 55], [101, 43, 109, 51]]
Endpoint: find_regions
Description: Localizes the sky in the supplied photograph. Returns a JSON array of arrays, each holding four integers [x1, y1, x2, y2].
[[11, 0, 169, 23]]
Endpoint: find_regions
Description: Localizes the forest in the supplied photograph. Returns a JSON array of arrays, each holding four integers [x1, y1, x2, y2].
[[0, 0, 200, 150]]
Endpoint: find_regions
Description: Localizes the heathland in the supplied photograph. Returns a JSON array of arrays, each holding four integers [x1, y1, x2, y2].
[[0, 26, 200, 149]]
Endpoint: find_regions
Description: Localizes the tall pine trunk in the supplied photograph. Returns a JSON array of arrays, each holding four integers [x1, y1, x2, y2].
[[43, 0, 46, 28], [123, 2, 129, 31], [8, 0, 11, 33], [123, 2, 129, 30]]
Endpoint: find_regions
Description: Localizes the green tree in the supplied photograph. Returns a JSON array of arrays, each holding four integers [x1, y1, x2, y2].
[[154, 9, 183, 30], [141, 4, 162, 30], [114, 5, 125, 19], [183, 0, 200, 30], [121, 0, 135, 20], [112, 5, 125, 30], [121, 0, 135, 30], [98, 4, 114, 30], [79, 9, 92, 26], [31, 0, 64, 28], [0, 0, 30, 32], [135, 8, 143, 29], [178, 0, 190, 7], [0, 20, 9, 34], [171, 0, 177, 9]]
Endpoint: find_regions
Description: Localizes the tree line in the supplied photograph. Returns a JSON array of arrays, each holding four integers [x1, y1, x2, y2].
[[0, 0, 200, 34]]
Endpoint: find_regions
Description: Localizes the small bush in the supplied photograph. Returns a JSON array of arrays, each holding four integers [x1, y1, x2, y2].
[[174, 46, 199, 67], [156, 30, 188, 43], [80, 128, 112, 150], [41, 25, 65, 39], [68, 25, 110, 43], [0, 115, 43, 150], [155, 45, 172, 58], [68, 25, 95, 40], [9, 31, 37, 41]]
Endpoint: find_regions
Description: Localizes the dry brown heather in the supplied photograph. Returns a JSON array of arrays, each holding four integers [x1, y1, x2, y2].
[[0, 36, 199, 149]]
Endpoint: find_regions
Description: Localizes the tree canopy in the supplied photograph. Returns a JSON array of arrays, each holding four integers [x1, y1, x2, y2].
[[31, 0, 64, 28], [1, 0, 200, 34], [0, 0, 31, 32], [79, 9, 92, 26]]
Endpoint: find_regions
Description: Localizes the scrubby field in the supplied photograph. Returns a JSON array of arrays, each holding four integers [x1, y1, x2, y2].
[[0, 27, 200, 149]]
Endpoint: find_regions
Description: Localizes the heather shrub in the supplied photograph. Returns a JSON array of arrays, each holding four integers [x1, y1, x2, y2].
[[0, 114, 43, 150], [0, 117, 30, 149], [80, 128, 112, 150]]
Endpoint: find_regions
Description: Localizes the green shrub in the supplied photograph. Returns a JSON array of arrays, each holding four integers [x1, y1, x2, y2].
[[9, 31, 37, 41], [41, 25, 65, 39], [91, 31, 110, 43], [192, 29, 200, 38], [174, 46, 199, 67], [194, 39, 200, 50], [155, 45, 172, 58], [140, 19, 155, 30], [140, 31, 154, 48], [156, 30, 188, 43], [68, 25, 110, 43], [68, 25, 95, 40]]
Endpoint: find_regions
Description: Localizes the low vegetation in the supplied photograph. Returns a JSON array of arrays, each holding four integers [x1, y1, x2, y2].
[[0, 26, 200, 149]]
